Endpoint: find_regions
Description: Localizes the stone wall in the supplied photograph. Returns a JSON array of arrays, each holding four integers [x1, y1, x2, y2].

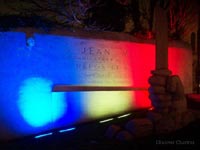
[[0, 28, 193, 140]]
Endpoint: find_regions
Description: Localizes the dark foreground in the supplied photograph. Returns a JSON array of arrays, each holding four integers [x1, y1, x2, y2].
[[1, 113, 199, 150]]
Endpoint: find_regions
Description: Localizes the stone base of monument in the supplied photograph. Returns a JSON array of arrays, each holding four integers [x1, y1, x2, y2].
[[148, 69, 172, 114], [146, 69, 196, 135], [105, 125, 121, 139], [154, 115, 176, 134], [115, 130, 133, 141], [169, 100, 187, 114], [125, 118, 153, 138], [103, 70, 197, 141], [180, 111, 195, 127], [104, 110, 196, 142], [147, 110, 162, 123]]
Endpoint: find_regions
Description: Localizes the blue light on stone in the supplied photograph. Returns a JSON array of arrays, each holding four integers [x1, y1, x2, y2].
[[17, 77, 67, 127]]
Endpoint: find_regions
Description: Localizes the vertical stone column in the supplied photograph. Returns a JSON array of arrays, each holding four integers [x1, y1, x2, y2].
[[155, 2, 168, 70], [148, 1, 192, 134], [149, 2, 172, 114]]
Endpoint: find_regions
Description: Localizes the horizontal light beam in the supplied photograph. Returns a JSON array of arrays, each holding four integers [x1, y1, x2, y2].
[[59, 127, 76, 133], [117, 113, 131, 119], [99, 118, 114, 123], [34, 132, 53, 139]]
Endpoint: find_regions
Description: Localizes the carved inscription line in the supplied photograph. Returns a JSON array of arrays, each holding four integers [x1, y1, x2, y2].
[[64, 46, 133, 84]]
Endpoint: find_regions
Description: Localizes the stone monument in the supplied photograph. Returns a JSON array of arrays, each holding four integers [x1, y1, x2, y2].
[[148, 1, 193, 134]]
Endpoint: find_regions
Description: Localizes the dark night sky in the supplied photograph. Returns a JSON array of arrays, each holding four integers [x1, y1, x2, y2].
[[0, 0, 199, 43]]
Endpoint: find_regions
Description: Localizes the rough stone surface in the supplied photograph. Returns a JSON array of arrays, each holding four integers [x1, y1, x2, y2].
[[154, 107, 169, 114], [125, 118, 153, 137], [167, 75, 185, 100], [148, 86, 166, 94], [148, 68, 192, 135], [148, 70, 172, 114], [148, 75, 167, 86], [105, 125, 121, 139], [169, 100, 187, 114], [181, 111, 195, 127], [151, 100, 171, 108], [151, 69, 172, 76], [155, 116, 175, 134], [147, 111, 163, 123], [115, 130, 133, 141], [172, 115, 182, 130], [149, 94, 171, 102]]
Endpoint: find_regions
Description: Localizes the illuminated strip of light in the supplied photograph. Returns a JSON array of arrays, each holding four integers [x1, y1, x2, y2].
[[59, 127, 76, 133], [117, 113, 131, 119], [99, 118, 114, 123], [34, 132, 53, 139]]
